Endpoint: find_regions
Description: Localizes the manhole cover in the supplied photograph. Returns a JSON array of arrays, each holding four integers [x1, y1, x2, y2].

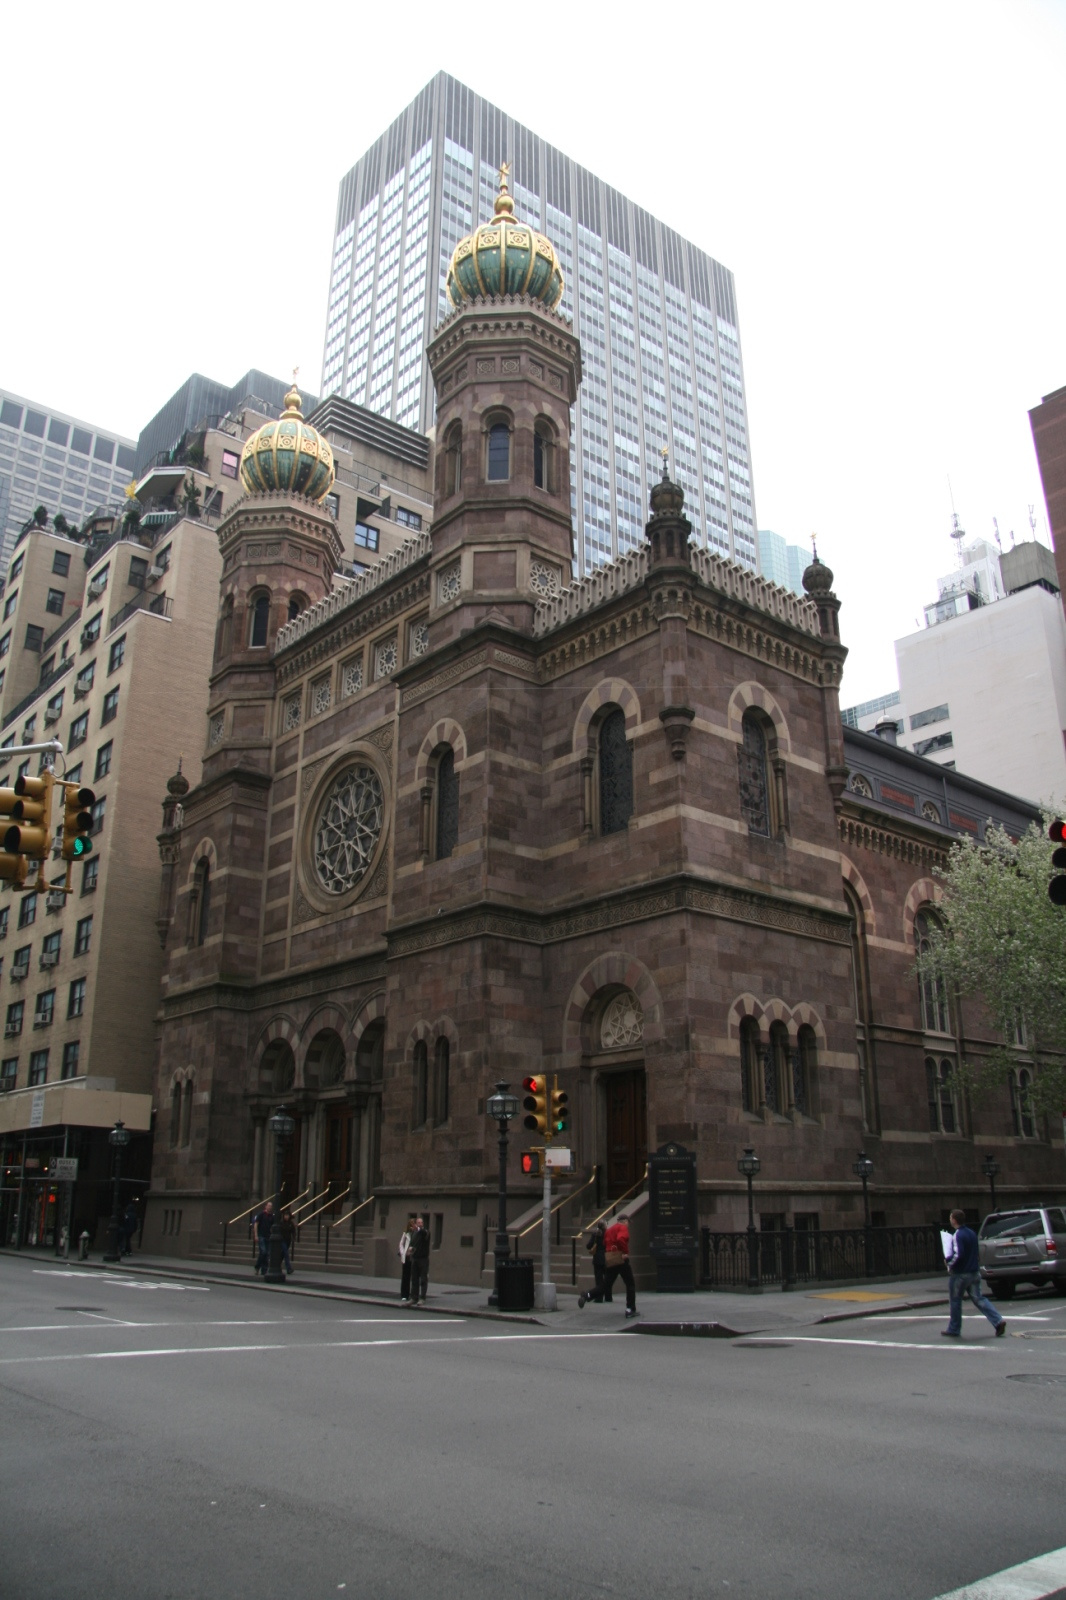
[[1006, 1373, 1066, 1386]]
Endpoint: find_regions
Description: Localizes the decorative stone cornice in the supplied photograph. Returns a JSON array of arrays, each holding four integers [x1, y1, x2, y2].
[[275, 569, 431, 686], [274, 532, 431, 656], [386, 873, 852, 960], [838, 806, 949, 870]]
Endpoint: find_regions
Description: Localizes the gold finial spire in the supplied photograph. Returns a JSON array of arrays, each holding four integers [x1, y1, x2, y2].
[[494, 159, 515, 219], [811, 532, 819, 560], [283, 369, 303, 415], [661, 445, 670, 479]]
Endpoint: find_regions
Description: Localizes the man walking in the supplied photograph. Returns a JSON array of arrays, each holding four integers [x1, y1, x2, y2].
[[600, 1213, 638, 1319], [408, 1214, 431, 1305], [253, 1201, 274, 1277], [942, 1209, 1006, 1339]]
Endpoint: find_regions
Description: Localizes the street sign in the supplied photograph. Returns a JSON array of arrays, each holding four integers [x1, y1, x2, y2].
[[50, 1157, 78, 1181], [29, 1089, 45, 1128]]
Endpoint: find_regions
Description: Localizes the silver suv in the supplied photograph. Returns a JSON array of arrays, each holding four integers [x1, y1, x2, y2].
[[978, 1207, 1066, 1298]]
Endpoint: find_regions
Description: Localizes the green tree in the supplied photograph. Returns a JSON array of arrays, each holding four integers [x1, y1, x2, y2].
[[181, 476, 201, 516], [32, 504, 48, 527], [919, 816, 1066, 1117]]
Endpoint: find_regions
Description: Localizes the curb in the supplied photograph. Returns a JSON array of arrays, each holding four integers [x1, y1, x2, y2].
[[814, 1295, 948, 1324], [635, 1321, 743, 1339]]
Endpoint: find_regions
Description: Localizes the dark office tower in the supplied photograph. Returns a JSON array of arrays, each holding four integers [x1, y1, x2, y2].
[[322, 72, 757, 575]]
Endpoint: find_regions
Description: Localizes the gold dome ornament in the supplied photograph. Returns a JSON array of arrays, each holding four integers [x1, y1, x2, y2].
[[446, 163, 564, 310], [238, 375, 335, 502]]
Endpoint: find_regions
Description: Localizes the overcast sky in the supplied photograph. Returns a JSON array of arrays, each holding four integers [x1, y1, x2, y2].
[[4, 1, 1063, 704]]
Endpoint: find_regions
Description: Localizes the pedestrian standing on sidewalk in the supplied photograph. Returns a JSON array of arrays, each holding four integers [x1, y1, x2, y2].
[[942, 1209, 1006, 1339], [253, 1201, 274, 1277], [578, 1220, 608, 1308], [398, 1213, 417, 1303], [278, 1208, 296, 1278], [120, 1201, 139, 1257], [600, 1214, 638, 1319], [408, 1214, 431, 1305]]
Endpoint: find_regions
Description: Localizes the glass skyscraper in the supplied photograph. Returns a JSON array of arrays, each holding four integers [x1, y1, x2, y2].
[[0, 389, 137, 567], [322, 72, 758, 575]]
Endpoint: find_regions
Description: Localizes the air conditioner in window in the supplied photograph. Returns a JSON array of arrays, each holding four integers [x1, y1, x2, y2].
[[39, 951, 58, 968], [74, 678, 91, 699], [80, 628, 97, 648], [43, 709, 59, 726], [148, 565, 165, 581], [87, 578, 106, 599], [3, 1022, 20, 1037], [10, 966, 27, 983], [45, 891, 65, 911]]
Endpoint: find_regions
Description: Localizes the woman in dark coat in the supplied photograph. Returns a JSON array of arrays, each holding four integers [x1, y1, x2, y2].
[[578, 1220, 608, 1307]]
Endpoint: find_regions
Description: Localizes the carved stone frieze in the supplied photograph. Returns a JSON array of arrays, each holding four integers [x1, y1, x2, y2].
[[401, 650, 490, 706]]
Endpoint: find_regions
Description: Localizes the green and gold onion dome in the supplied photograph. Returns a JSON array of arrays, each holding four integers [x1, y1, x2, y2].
[[239, 383, 335, 502], [446, 165, 564, 311]]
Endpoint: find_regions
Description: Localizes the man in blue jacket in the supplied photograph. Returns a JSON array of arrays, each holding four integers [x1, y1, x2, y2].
[[943, 1209, 1006, 1339]]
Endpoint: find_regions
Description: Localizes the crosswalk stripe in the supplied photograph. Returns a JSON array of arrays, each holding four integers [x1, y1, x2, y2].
[[741, 1335, 988, 1352], [930, 1543, 1066, 1599], [0, 1330, 630, 1366]]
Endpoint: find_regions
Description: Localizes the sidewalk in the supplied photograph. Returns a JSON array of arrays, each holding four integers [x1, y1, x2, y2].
[[6, 1247, 949, 1333]]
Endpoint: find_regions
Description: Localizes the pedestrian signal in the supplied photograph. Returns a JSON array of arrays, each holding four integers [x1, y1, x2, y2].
[[61, 783, 95, 862], [522, 1074, 548, 1136], [1049, 819, 1066, 906], [550, 1086, 570, 1136], [520, 1150, 544, 1178]]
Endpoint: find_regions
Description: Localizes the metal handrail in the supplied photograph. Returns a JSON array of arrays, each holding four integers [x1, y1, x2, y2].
[[574, 1165, 648, 1238], [515, 1166, 599, 1240], [290, 1183, 330, 1222], [224, 1184, 309, 1229], [302, 1183, 350, 1226], [330, 1192, 375, 1230]]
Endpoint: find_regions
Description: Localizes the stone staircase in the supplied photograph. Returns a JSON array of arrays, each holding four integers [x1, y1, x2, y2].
[[193, 1217, 374, 1277]]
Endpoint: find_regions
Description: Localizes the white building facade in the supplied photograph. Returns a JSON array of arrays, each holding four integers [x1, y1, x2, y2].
[[321, 72, 758, 577]]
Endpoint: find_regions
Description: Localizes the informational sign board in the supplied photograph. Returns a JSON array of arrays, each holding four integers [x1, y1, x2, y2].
[[29, 1090, 45, 1129], [50, 1157, 78, 1182], [545, 1147, 574, 1171], [648, 1141, 698, 1291]]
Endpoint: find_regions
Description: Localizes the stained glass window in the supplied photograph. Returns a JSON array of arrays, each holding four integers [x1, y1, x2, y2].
[[599, 709, 632, 835], [738, 714, 770, 834], [436, 748, 459, 860]]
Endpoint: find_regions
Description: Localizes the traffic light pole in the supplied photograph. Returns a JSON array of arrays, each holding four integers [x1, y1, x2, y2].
[[534, 1079, 558, 1313]]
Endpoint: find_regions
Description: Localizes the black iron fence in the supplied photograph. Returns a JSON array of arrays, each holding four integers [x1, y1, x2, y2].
[[700, 1224, 945, 1290]]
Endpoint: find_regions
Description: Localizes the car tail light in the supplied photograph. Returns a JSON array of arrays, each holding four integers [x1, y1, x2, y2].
[[1046, 1238, 1057, 1255]]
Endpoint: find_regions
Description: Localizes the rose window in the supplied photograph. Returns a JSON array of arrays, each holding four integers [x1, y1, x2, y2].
[[438, 562, 461, 604], [529, 560, 561, 598], [313, 765, 384, 894], [600, 991, 644, 1050]]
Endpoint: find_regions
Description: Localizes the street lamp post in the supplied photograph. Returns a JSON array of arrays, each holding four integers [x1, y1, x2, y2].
[[737, 1146, 761, 1291], [486, 1081, 519, 1307], [102, 1121, 132, 1262], [264, 1105, 295, 1285], [981, 1153, 999, 1214], [853, 1151, 875, 1276]]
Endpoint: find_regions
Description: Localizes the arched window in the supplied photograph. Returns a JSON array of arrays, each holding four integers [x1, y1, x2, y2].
[[249, 593, 270, 648], [443, 424, 462, 497], [215, 595, 233, 662], [486, 420, 510, 482], [435, 747, 459, 860], [738, 712, 771, 835], [433, 1037, 450, 1126], [599, 708, 633, 835], [740, 1017, 761, 1113], [288, 593, 308, 623], [355, 1020, 384, 1085], [766, 1021, 788, 1114], [915, 910, 950, 1033], [533, 420, 555, 492], [925, 1056, 958, 1133], [180, 1078, 193, 1147], [413, 1040, 428, 1127], [194, 858, 210, 947], [169, 1080, 181, 1148], [794, 1025, 817, 1117], [1011, 1067, 1036, 1138]]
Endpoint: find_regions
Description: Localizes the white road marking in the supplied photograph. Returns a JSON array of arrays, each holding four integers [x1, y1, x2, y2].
[[0, 1330, 630, 1366], [31, 1271, 209, 1292], [855, 1313, 1051, 1324], [930, 1542, 1066, 1599], [740, 1335, 989, 1352], [0, 1317, 459, 1335]]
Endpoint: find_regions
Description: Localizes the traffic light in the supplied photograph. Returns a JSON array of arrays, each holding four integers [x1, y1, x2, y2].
[[1049, 819, 1066, 905], [550, 1085, 570, 1137], [522, 1074, 548, 1136], [61, 783, 95, 863], [520, 1150, 544, 1178], [0, 785, 28, 887], [1, 772, 55, 884]]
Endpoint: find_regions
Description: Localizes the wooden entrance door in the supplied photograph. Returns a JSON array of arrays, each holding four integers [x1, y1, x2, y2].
[[324, 1107, 353, 1206], [279, 1118, 301, 1206], [605, 1069, 647, 1196]]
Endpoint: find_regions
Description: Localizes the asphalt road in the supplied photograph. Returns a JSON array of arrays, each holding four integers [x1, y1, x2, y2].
[[1, 1255, 1064, 1600]]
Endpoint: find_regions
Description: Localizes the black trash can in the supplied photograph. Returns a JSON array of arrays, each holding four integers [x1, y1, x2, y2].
[[497, 1257, 535, 1311]]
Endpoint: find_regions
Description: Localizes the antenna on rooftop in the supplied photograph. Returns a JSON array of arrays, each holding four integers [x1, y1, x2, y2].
[[948, 477, 964, 566], [1029, 503, 1038, 542], [992, 517, 1002, 550]]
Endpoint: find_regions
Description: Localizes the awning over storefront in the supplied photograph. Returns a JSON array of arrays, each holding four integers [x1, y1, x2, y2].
[[0, 1081, 152, 1137]]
